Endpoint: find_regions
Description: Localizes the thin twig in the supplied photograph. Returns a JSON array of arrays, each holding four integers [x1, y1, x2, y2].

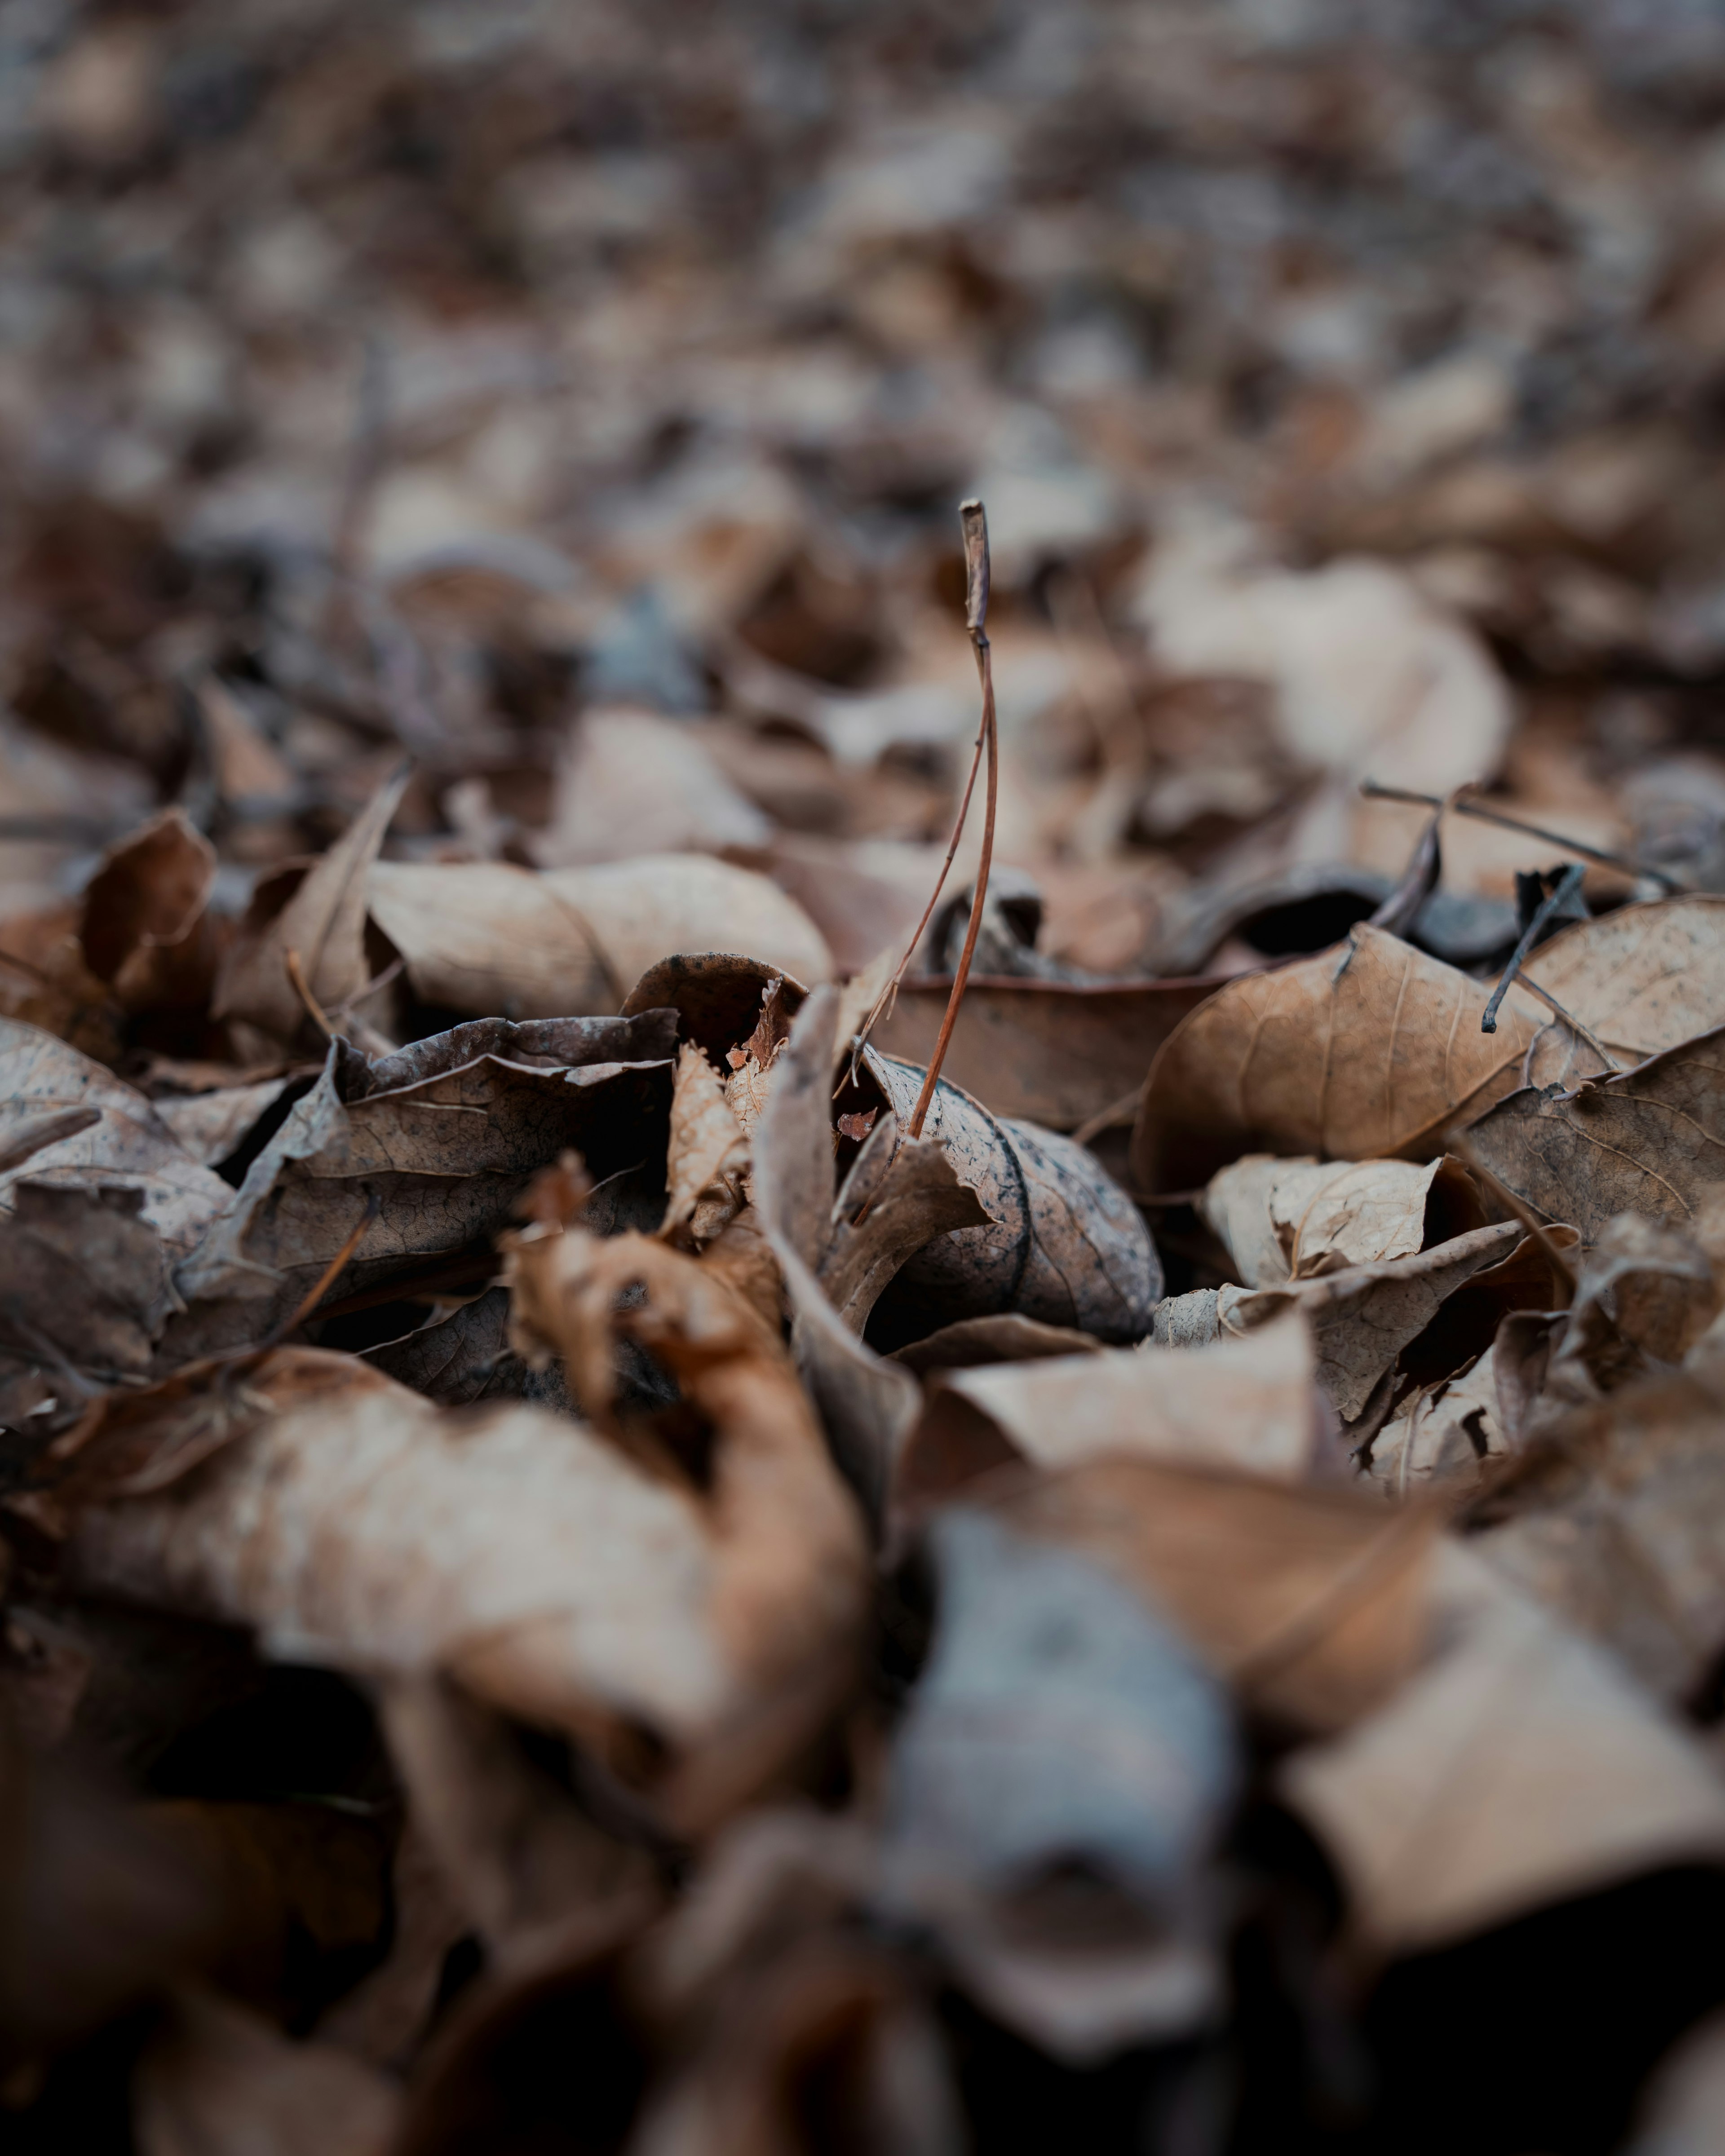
[[844, 684, 990, 1087], [907, 502, 997, 1142], [1509, 974, 1622, 1071], [1481, 864, 1585, 1034], [268, 1194, 382, 1343], [1360, 780, 1680, 892], [284, 948, 335, 1040]]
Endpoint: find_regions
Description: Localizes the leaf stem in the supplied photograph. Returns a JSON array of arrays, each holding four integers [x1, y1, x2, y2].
[[907, 500, 996, 1141]]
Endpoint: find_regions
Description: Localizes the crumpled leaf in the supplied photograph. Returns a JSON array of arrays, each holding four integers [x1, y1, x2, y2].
[[817, 1122, 993, 1334], [630, 1809, 964, 2156], [1199, 1151, 1487, 1288], [877, 1507, 1237, 2063], [896, 1308, 1321, 1511], [377, 1674, 654, 1965], [1463, 1024, 1725, 1241], [1362, 1348, 1507, 1500], [214, 764, 407, 1051], [1279, 1544, 1725, 1956], [1162, 1219, 1524, 1422], [0, 1019, 232, 1259], [153, 1074, 298, 1169], [1541, 1214, 1719, 1408], [364, 854, 832, 1024], [172, 1012, 676, 1352], [863, 1054, 1159, 1349], [0, 1183, 180, 1422], [661, 1041, 751, 1245], [59, 1338, 861, 1805]]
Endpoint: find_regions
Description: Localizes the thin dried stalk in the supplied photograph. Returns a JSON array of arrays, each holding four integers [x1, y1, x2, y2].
[[1360, 780, 1679, 892], [907, 501, 997, 1141]]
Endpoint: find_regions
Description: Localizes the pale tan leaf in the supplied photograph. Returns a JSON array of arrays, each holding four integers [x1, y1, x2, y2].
[[661, 1041, 750, 1242], [816, 1135, 992, 1333], [364, 853, 832, 1023], [1220, 1219, 1521, 1421], [0, 1018, 232, 1259], [1199, 1152, 1486, 1288], [1279, 1546, 1725, 1956], [1524, 893, 1725, 1061], [897, 1308, 1319, 1511]]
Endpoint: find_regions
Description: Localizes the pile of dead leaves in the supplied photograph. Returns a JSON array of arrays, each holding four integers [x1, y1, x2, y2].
[[19, 2, 1725, 2151], [6, 757, 1725, 2156]]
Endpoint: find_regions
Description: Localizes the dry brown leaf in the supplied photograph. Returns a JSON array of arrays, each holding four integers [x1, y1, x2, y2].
[[1362, 1349, 1506, 1500], [0, 1019, 233, 1258], [1477, 1350, 1725, 1702], [153, 1075, 296, 1168], [0, 1183, 179, 1420], [869, 974, 1225, 1133], [77, 806, 219, 1016], [661, 1041, 751, 1244], [174, 1012, 676, 1351], [135, 1986, 400, 2156], [988, 1455, 1443, 1736], [529, 707, 771, 866], [214, 764, 407, 1049], [1279, 1545, 1725, 1956], [1132, 925, 1544, 1195], [897, 1307, 1319, 1511], [364, 854, 832, 1024], [1463, 1023, 1725, 1241], [888, 1313, 1107, 1373], [1199, 1152, 1487, 1288]]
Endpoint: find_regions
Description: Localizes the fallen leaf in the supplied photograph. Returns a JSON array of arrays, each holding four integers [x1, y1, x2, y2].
[[1522, 893, 1725, 1062], [529, 707, 771, 866], [751, 985, 920, 1521], [863, 1055, 1160, 1348], [1132, 925, 1544, 1195], [661, 1042, 751, 1244], [60, 1342, 860, 1793], [1362, 1348, 1506, 1500], [817, 1127, 994, 1333], [869, 974, 1225, 1134], [77, 806, 219, 1019], [173, 1012, 676, 1352], [1279, 1545, 1725, 1955], [1462, 1025, 1725, 1241], [0, 1019, 233, 1258], [896, 1307, 1320, 1511], [1198, 1152, 1488, 1288], [214, 765, 408, 1050], [364, 855, 833, 1025]]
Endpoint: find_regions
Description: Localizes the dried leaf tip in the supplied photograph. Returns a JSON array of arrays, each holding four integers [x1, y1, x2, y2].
[[959, 498, 990, 639]]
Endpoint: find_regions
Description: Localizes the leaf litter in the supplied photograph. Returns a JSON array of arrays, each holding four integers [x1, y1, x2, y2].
[[14, 5, 1725, 2152]]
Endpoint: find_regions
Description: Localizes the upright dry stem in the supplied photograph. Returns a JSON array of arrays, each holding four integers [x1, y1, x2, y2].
[[907, 501, 997, 1141]]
